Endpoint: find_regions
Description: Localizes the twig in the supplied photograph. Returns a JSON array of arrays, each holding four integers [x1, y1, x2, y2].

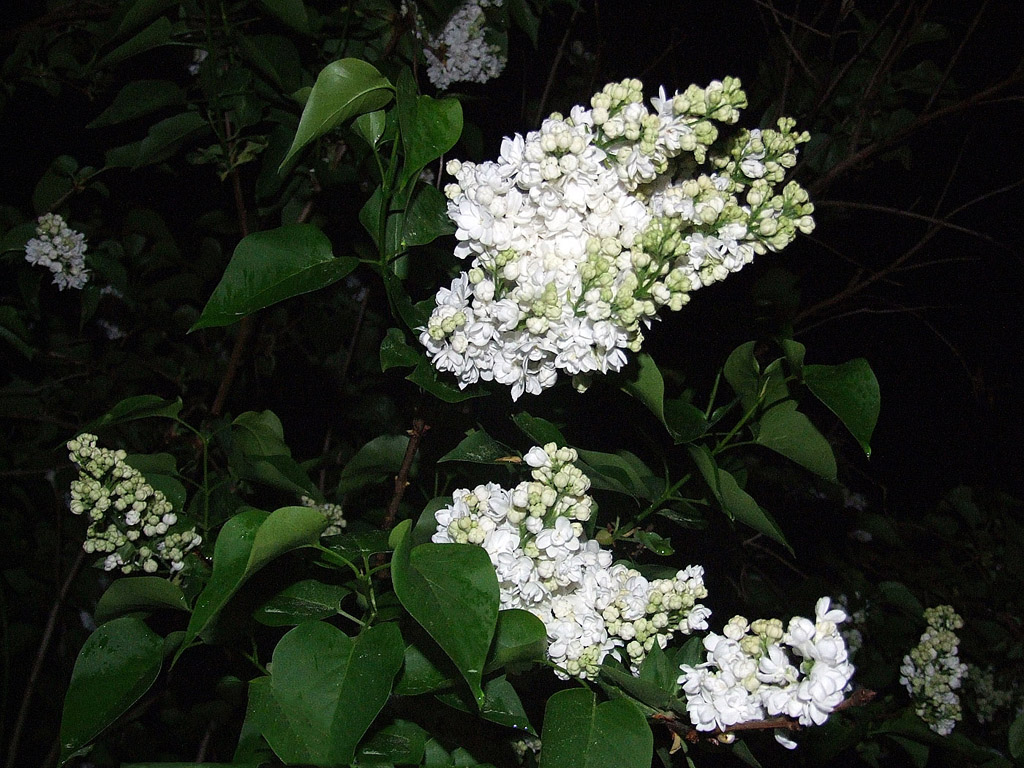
[[534, 6, 581, 125], [382, 418, 430, 530], [814, 200, 1004, 245], [810, 65, 1024, 196], [4, 549, 86, 768], [656, 688, 877, 744], [195, 722, 214, 762]]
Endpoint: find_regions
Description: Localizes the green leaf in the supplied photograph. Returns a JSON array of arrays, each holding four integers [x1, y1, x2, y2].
[[437, 676, 535, 733], [756, 402, 837, 481], [672, 636, 705, 669], [0, 306, 36, 359], [511, 412, 567, 446], [634, 529, 674, 556], [88, 80, 185, 128], [357, 719, 428, 765], [192, 224, 356, 330], [394, 637, 457, 695], [94, 577, 188, 624], [133, 112, 210, 169], [391, 520, 499, 706], [539, 688, 653, 768], [688, 446, 790, 550], [232, 410, 290, 456], [723, 341, 760, 411], [97, 16, 174, 70], [324, 529, 391, 562], [83, 394, 183, 431], [439, 430, 516, 464], [59, 617, 163, 765], [599, 661, 686, 716], [179, 506, 327, 656], [576, 448, 656, 501], [114, 0, 177, 37], [803, 359, 880, 457], [401, 184, 454, 249], [353, 110, 387, 148], [486, 609, 547, 670], [229, 411, 316, 495], [1009, 710, 1024, 759], [253, 579, 349, 626], [250, 621, 404, 765], [280, 59, 394, 170], [637, 642, 678, 691], [258, 0, 310, 32], [379, 327, 489, 402], [338, 434, 410, 496], [397, 71, 463, 187]]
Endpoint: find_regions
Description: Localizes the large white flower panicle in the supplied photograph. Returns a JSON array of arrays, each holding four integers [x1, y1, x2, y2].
[[421, 77, 815, 399], [423, 0, 507, 91], [899, 605, 968, 735], [24, 213, 90, 290], [431, 442, 709, 679], [678, 599, 855, 749], [67, 434, 202, 576]]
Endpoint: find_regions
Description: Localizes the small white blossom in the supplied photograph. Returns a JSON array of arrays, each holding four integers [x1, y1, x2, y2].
[[431, 443, 709, 678], [24, 213, 89, 290], [422, 78, 813, 398], [424, 0, 506, 91], [900, 605, 968, 735], [67, 434, 201, 576]]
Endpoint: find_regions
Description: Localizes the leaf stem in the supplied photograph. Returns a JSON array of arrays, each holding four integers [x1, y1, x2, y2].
[[4, 549, 85, 768]]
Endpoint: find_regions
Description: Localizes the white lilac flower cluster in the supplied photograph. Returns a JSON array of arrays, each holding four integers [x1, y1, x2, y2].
[[67, 434, 202, 575], [299, 494, 347, 536], [965, 665, 1015, 724], [421, 77, 814, 399], [431, 443, 709, 678], [423, 0, 506, 91], [24, 213, 89, 290], [836, 593, 868, 659], [899, 605, 968, 735], [678, 599, 855, 749]]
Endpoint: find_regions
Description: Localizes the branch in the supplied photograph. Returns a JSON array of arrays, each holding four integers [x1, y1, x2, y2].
[[382, 418, 430, 530], [655, 688, 877, 746], [810, 64, 1024, 196], [4, 550, 86, 768]]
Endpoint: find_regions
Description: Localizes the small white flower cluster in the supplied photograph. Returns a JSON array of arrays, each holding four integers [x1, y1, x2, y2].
[[67, 434, 202, 575], [299, 495, 347, 536], [24, 213, 89, 290], [900, 605, 968, 735], [965, 665, 1015, 724], [421, 77, 814, 399], [424, 0, 506, 91], [432, 443, 709, 678], [836, 593, 868, 659], [678, 598, 855, 749]]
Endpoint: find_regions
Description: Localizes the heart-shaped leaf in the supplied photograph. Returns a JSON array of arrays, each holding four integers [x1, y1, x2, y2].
[[59, 617, 163, 765], [192, 224, 356, 330], [178, 506, 326, 657], [391, 520, 499, 706], [539, 688, 652, 768], [250, 621, 404, 765], [280, 58, 393, 169]]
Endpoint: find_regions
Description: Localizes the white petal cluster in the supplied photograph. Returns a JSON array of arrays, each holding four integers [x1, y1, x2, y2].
[[422, 78, 814, 399], [431, 442, 709, 678], [678, 598, 855, 748], [965, 665, 1015, 724], [67, 434, 202, 576], [424, 0, 506, 91], [24, 213, 89, 290], [900, 605, 968, 735], [299, 494, 347, 536]]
